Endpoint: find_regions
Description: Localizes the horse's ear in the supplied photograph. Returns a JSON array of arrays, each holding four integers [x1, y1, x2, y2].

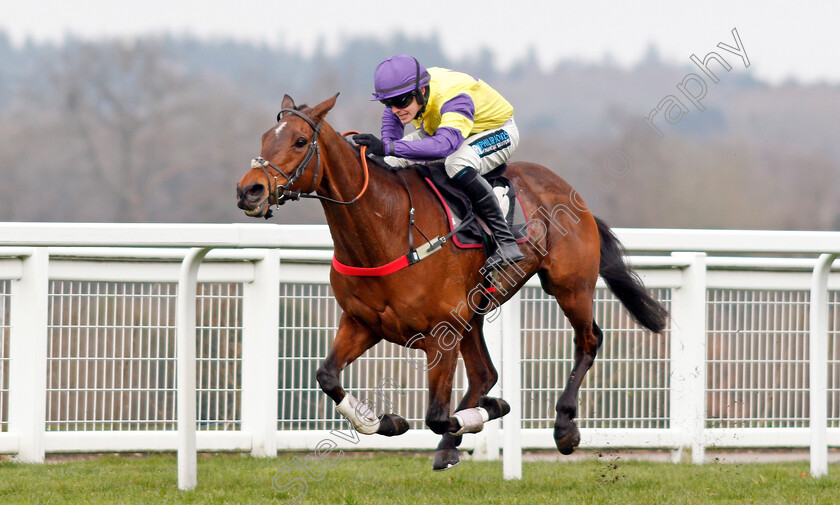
[[278, 94, 296, 120], [281, 94, 296, 109], [311, 93, 340, 122]]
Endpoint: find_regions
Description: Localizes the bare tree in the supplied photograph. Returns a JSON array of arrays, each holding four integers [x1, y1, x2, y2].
[[37, 40, 204, 220]]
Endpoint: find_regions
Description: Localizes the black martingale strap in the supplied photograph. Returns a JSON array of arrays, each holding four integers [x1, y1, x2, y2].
[[393, 169, 477, 266]]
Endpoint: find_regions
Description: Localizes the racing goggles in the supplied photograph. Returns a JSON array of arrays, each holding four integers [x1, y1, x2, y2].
[[380, 91, 416, 109]]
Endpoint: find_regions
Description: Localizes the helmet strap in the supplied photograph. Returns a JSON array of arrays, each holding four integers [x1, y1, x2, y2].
[[411, 56, 429, 119], [412, 57, 426, 106], [414, 87, 428, 120]]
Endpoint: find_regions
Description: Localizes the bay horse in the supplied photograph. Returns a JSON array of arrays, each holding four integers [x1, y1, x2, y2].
[[236, 94, 668, 470]]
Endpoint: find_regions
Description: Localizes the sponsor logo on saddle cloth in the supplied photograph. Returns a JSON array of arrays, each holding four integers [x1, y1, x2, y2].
[[470, 130, 511, 157]]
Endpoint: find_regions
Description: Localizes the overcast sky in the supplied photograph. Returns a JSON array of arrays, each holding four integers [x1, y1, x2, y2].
[[3, 0, 839, 85]]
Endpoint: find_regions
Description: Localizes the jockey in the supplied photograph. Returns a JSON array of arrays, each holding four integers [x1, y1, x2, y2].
[[354, 54, 524, 271]]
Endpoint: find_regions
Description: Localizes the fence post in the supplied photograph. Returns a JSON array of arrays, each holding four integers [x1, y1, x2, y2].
[[502, 290, 522, 480], [177, 247, 211, 491], [241, 249, 280, 458], [808, 253, 836, 477], [8, 248, 49, 463], [669, 252, 707, 464]]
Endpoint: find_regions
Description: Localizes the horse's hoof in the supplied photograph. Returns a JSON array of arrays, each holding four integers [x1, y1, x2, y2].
[[478, 396, 511, 420], [377, 414, 410, 437], [554, 422, 581, 455], [432, 449, 461, 471]]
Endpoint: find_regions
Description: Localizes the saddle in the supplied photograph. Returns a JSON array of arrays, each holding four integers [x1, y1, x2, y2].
[[413, 162, 531, 251]]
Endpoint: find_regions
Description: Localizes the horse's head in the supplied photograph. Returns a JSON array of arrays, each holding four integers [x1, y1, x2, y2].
[[236, 93, 338, 218]]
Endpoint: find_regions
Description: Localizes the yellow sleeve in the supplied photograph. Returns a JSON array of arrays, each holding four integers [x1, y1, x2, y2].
[[439, 111, 473, 139]]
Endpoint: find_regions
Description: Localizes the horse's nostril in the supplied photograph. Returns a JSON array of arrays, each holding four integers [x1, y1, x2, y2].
[[245, 183, 265, 201]]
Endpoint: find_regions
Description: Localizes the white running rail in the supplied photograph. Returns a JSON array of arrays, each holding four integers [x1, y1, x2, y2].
[[0, 223, 838, 488]]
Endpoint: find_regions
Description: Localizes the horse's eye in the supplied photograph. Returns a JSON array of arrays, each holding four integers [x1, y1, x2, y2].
[[294, 137, 308, 148]]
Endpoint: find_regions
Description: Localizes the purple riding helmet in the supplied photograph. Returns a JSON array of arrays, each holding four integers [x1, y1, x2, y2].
[[371, 54, 431, 101]]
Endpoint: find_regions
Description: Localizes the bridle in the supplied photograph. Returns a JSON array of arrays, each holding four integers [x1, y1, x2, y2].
[[251, 107, 322, 206], [251, 108, 369, 209]]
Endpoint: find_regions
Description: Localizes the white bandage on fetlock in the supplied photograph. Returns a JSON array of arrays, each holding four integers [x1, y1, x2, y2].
[[335, 393, 380, 435], [453, 407, 490, 436]]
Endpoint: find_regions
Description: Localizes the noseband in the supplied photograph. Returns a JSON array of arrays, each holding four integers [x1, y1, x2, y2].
[[251, 107, 323, 206]]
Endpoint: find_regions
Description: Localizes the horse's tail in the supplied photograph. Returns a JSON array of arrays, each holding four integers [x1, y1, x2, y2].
[[595, 216, 669, 333]]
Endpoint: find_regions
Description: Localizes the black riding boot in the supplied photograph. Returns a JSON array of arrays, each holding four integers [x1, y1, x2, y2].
[[452, 167, 525, 270]]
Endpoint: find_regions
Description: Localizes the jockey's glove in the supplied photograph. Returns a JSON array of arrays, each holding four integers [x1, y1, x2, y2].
[[352, 133, 386, 157]]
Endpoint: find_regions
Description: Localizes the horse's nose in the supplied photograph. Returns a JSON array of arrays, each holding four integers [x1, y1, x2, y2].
[[237, 182, 266, 207]]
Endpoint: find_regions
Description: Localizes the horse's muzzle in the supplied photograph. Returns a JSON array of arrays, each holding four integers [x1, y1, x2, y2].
[[236, 183, 270, 217]]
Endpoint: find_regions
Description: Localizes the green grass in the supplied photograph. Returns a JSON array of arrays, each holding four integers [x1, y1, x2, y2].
[[1, 452, 839, 505]]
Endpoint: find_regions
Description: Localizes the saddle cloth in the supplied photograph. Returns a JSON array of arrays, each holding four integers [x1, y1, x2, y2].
[[413, 162, 530, 249]]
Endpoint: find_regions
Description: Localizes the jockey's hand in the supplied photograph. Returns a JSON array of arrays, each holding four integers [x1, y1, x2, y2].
[[352, 134, 386, 156]]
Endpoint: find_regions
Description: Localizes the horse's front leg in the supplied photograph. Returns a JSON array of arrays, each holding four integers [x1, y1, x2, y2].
[[423, 340, 461, 439], [316, 314, 409, 437]]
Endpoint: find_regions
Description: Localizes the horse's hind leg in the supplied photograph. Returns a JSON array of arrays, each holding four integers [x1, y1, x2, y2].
[[316, 313, 409, 436], [541, 274, 603, 454], [555, 317, 603, 454], [433, 319, 504, 470]]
